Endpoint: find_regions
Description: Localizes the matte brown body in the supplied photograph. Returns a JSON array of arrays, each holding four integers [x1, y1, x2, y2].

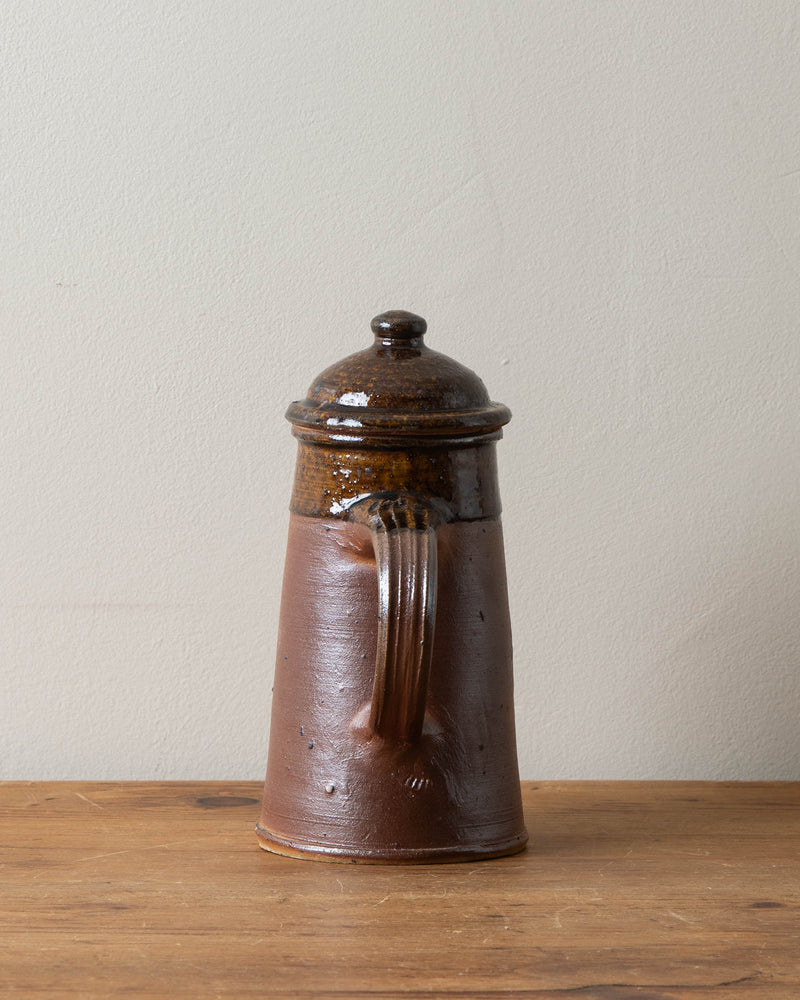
[[257, 514, 526, 861]]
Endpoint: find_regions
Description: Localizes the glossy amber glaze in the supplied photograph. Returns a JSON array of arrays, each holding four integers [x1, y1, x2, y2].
[[289, 438, 502, 521], [257, 311, 527, 862]]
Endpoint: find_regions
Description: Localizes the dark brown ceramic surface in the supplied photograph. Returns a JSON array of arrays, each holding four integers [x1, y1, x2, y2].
[[286, 310, 510, 446], [256, 516, 526, 862], [257, 311, 527, 863]]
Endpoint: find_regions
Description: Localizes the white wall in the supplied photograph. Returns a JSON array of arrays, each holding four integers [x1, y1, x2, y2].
[[3, 1, 799, 780]]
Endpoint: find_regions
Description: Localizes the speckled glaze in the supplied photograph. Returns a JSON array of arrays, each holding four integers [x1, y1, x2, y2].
[[256, 312, 527, 863]]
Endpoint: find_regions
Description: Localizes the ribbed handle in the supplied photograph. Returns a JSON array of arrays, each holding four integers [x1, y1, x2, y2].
[[349, 493, 442, 743]]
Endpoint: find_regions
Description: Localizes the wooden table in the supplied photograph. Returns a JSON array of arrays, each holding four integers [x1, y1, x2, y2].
[[1, 781, 798, 998]]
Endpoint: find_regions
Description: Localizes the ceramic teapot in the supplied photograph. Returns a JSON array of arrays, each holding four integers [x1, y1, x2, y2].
[[256, 311, 527, 862]]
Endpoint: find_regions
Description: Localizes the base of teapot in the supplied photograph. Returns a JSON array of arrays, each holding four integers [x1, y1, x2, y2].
[[254, 823, 528, 864]]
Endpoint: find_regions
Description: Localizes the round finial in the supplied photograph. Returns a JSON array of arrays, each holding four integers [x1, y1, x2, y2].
[[371, 310, 427, 344]]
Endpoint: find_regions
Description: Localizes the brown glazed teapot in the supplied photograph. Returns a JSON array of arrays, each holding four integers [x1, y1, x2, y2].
[[256, 311, 527, 862]]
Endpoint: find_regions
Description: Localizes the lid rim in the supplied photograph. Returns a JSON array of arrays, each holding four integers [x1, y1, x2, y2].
[[286, 399, 511, 435]]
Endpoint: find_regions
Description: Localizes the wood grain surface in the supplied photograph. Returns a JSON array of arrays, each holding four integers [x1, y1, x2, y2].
[[1, 781, 798, 998]]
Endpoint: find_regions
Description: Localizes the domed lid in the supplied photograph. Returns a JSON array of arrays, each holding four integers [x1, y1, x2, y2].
[[286, 311, 511, 443]]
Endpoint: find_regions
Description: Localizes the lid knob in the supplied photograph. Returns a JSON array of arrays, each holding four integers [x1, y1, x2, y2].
[[371, 310, 427, 345]]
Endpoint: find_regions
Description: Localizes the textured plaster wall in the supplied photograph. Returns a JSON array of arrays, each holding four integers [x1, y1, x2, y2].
[[3, 1, 799, 779]]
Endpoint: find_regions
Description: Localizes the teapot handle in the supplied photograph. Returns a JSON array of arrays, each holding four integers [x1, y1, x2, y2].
[[349, 493, 443, 743]]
